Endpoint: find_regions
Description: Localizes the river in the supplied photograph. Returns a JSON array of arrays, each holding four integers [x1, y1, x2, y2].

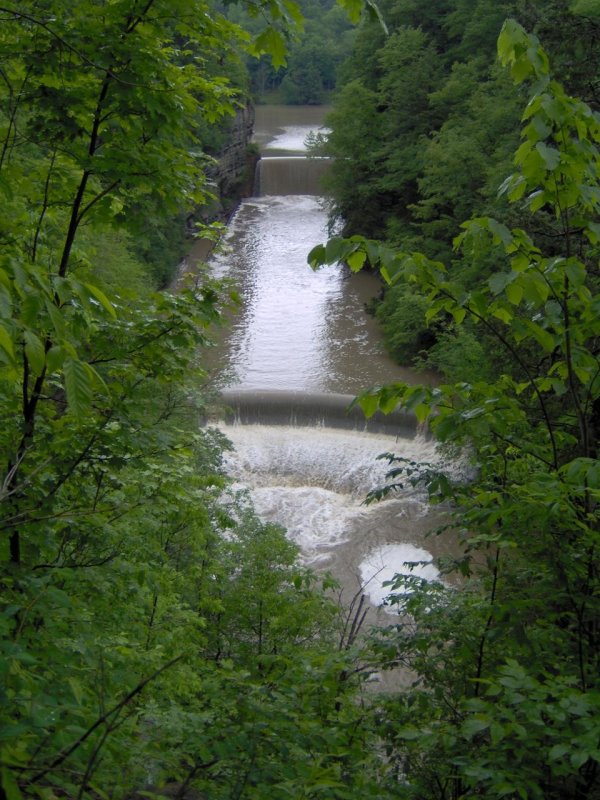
[[206, 105, 425, 394], [203, 105, 453, 620]]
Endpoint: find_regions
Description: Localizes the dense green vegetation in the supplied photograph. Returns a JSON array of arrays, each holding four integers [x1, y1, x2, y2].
[[0, 2, 384, 798], [2, 1, 600, 798], [317, 0, 600, 375], [230, 0, 357, 104], [310, 17, 600, 798]]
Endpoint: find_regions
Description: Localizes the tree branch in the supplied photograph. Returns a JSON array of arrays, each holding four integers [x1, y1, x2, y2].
[[27, 656, 183, 784]]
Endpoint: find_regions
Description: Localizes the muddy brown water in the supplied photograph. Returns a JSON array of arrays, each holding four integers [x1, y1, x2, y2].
[[195, 106, 458, 657]]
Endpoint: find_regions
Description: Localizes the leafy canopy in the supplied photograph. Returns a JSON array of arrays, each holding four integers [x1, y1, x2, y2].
[[310, 18, 600, 800]]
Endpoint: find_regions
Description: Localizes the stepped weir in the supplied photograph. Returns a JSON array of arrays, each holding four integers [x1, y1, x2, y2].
[[206, 104, 449, 615], [217, 389, 421, 437], [254, 156, 331, 196]]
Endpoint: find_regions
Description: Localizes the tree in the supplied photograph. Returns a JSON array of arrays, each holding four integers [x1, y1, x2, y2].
[[0, 2, 394, 798], [320, 80, 384, 234], [235, 0, 357, 102], [318, 0, 522, 252], [0, 0, 247, 568], [321, 0, 600, 373], [281, 42, 327, 104], [309, 19, 600, 798]]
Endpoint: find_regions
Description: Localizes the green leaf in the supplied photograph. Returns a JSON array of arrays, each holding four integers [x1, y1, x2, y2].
[[357, 393, 380, 418], [489, 273, 510, 295], [1, 768, 23, 800], [451, 307, 466, 324], [337, 0, 364, 23], [487, 218, 513, 246], [68, 677, 84, 705], [396, 726, 423, 741], [536, 142, 561, 170], [505, 281, 524, 305], [565, 258, 586, 288], [46, 345, 66, 373], [347, 249, 367, 272], [528, 190, 548, 212], [549, 743, 570, 760], [83, 283, 117, 318], [0, 282, 11, 318], [497, 19, 528, 66], [563, 458, 600, 489], [570, 750, 591, 769], [414, 403, 429, 423], [44, 297, 66, 338], [23, 330, 46, 375], [0, 324, 15, 363], [307, 243, 326, 269], [86, 361, 109, 397], [585, 221, 600, 244], [252, 27, 287, 69], [524, 320, 555, 352], [521, 272, 549, 304], [325, 237, 347, 264], [462, 716, 490, 737], [63, 358, 93, 418], [490, 722, 505, 744], [498, 173, 527, 200], [491, 305, 513, 324]]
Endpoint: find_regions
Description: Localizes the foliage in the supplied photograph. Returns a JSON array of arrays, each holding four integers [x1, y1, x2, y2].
[[6, 1, 600, 798], [318, 0, 600, 376], [374, 288, 434, 364], [233, 0, 357, 102], [310, 20, 600, 799], [317, 80, 384, 233], [0, 1, 396, 798], [280, 42, 328, 104]]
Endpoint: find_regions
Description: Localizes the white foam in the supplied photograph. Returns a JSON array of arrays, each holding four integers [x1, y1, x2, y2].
[[221, 425, 440, 498], [264, 125, 329, 153], [250, 485, 361, 562], [217, 425, 445, 568], [359, 544, 440, 608]]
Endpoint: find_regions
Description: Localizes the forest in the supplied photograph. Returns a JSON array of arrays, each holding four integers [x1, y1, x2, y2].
[[316, 0, 600, 380], [1, 1, 600, 800], [233, 0, 357, 104]]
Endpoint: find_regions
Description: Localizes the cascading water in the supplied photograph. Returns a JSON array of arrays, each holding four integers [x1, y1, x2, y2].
[[254, 157, 331, 196], [220, 424, 454, 609], [207, 105, 448, 615]]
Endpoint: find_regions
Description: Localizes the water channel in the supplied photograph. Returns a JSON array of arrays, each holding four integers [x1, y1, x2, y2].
[[203, 105, 453, 619]]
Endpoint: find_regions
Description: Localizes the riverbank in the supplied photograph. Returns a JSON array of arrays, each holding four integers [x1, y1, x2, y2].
[[172, 105, 258, 291]]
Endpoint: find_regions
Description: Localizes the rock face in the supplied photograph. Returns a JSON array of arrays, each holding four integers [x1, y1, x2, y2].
[[177, 104, 257, 287], [188, 103, 256, 232], [215, 104, 256, 199]]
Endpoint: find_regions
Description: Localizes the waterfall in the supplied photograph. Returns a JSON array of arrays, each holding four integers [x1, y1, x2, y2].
[[218, 420, 453, 617], [207, 106, 448, 615], [255, 156, 331, 196], [217, 389, 422, 436]]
